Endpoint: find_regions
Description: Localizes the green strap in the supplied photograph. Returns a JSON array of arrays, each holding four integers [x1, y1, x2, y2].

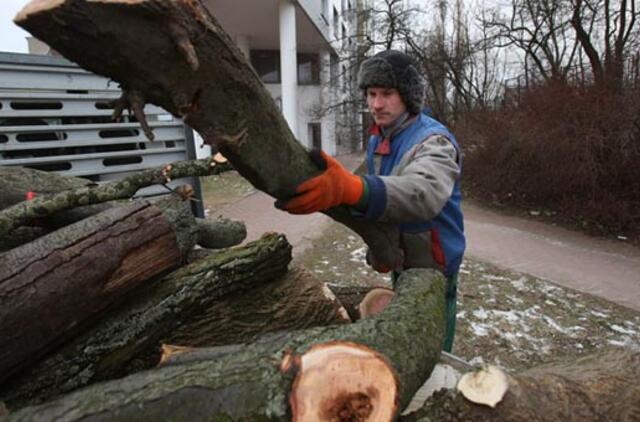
[[354, 177, 370, 211], [443, 273, 458, 353]]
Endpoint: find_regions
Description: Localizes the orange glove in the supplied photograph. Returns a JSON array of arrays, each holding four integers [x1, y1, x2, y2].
[[281, 150, 364, 214]]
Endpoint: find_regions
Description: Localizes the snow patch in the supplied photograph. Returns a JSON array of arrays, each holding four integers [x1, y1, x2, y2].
[[350, 247, 367, 263], [473, 308, 489, 320], [610, 324, 637, 335], [482, 275, 510, 281], [471, 322, 490, 336], [469, 356, 485, 366], [510, 277, 529, 291]]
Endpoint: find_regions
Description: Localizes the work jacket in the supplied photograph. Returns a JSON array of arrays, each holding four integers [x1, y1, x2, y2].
[[363, 111, 465, 277]]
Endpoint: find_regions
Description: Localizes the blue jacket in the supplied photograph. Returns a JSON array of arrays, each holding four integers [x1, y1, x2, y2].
[[363, 112, 465, 277]]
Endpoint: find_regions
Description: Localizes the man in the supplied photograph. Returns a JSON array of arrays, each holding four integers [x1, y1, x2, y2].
[[279, 50, 465, 352]]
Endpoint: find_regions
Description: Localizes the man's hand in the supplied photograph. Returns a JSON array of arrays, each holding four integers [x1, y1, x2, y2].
[[277, 150, 364, 215]]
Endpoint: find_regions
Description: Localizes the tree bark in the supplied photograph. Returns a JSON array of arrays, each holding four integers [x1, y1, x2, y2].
[[3, 269, 446, 421], [0, 233, 292, 409], [196, 217, 246, 249], [0, 197, 197, 384], [0, 166, 90, 211], [14, 0, 403, 271], [0, 157, 222, 238], [0, 226, 48, 252], [0, 167, 113, 249], [401, 348, 640, 422], [165, 267, 350, 348]]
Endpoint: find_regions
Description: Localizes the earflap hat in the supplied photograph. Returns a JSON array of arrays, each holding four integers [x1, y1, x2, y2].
[[357, 50, 424, 114]]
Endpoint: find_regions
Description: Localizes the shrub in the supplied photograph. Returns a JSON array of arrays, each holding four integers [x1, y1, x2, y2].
[[458, 82, 640, 237]]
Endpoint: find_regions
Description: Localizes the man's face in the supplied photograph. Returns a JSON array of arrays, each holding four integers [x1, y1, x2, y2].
[[366, 87, 407, 127]]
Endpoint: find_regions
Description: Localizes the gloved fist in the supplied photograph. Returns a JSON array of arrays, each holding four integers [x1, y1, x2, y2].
[[278, 150, 364, 215]]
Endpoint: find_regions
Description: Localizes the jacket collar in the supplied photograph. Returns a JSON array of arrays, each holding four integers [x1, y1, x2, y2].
[[370, 112, 417, 155]]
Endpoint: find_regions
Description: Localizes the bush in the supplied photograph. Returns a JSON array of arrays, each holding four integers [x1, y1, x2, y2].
[[458, 82, 640, 237]]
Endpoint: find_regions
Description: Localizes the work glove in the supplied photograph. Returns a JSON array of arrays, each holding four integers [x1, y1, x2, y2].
[[277, 150, 364, 215]]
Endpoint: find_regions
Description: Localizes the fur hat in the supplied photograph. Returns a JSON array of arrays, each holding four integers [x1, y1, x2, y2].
[[357, 50, 424, 114]]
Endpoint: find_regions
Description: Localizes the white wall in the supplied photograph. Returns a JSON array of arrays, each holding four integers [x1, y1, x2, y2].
[[264, 82, 336, 155]]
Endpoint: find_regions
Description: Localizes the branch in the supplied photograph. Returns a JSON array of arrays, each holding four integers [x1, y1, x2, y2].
[[0, 157, 227, 238]]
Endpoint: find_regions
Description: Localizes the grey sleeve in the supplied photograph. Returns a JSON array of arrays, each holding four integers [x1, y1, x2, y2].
[[379, 135, 460, 223]]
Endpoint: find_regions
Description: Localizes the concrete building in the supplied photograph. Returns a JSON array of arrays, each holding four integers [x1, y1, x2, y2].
[[203, 0, 361, 155]]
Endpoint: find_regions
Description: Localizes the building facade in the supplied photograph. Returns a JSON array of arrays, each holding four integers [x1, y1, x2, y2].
[[204, 0, 361, 155]]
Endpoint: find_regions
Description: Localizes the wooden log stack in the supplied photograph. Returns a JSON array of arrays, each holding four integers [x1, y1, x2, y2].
[[0, 164, 357, 412]]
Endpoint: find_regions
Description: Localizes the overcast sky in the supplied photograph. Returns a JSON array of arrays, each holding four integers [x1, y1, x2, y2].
[[1, 0, 32, 53]]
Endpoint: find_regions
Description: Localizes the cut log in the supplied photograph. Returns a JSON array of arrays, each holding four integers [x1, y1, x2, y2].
[[0, 197, 197, 384], [0, 167, 113, 249], [0, 157, 225, 238], [401, 347, 640, 422], [196, 217, 246, 249], [325, 283, 389, 320], [359, 288, 396, 318], [165, 267, 350, 348], [3, 269, 447, 421], [289, 342, 399, 421], [14, 0, 404, 271], [0, 166, 90, 210], [0, 233, 292, 409]]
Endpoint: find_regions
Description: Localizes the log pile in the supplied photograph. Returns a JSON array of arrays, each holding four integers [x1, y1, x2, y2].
[[0, 162, 363, 410], [2, 0, 639, 420], [0, 160, 448, 419]]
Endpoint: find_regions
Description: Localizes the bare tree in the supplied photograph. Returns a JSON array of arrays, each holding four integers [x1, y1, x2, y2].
[[571, 0, 639, 90], [481, 0, 580, 83]]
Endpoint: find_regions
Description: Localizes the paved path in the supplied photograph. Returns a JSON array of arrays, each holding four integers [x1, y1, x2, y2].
[[464, 202, 640, 311], [216, 153, 640, 312]]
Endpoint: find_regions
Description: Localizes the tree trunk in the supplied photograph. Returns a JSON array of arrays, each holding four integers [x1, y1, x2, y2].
[[0, 226, 48, 252], [14, 0, 403, 271], [0, 197, 197, 384], [165, 267, 350, 348], [401, 348, 640, 422], [0, 166, 90, 210], [3, 269, 447, 421], [0, 157, 221, 238], [0, 167, 113, 249], [0, 233, 292, 409]]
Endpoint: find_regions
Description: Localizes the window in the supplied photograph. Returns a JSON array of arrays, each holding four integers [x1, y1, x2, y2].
[[342, 65, 347, 91], [250, 50, 280, 83], [251, 50, 320, 86], [298, 54, 320, 85], [342, 24, 347, 49], [309, 123, 322, 149], [330, 54, 339, 84], [333, 7, 339, 38]]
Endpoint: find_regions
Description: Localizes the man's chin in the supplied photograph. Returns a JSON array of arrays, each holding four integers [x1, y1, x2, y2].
[[373, 116, 391, 126]]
